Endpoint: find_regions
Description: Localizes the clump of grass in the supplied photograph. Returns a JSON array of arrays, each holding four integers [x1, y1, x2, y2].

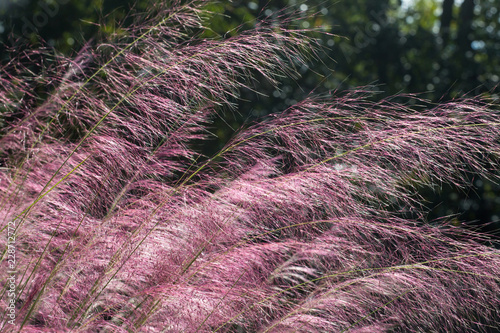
[[1, 1, 499, 332]]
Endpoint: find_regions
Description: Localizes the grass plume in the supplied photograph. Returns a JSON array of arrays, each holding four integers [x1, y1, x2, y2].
[[1, 1, 499, 332]]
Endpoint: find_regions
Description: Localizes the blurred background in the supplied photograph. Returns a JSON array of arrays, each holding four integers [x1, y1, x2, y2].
[[1, 0, 499, 235]]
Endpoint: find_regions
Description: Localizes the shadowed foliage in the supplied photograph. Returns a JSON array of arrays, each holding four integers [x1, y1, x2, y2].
[[1, 1, 499, 332]]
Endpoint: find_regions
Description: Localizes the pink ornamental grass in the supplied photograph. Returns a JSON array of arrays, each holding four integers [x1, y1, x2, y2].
[[1, 1, 499, 332]]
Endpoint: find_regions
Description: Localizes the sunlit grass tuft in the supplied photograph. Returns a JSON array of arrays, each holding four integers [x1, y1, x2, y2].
[[1, 1, 499, 332]]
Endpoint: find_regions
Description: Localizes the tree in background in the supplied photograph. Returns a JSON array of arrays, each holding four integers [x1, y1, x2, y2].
[[195, 0, 500, 230], [0, 0, 153, 56]]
